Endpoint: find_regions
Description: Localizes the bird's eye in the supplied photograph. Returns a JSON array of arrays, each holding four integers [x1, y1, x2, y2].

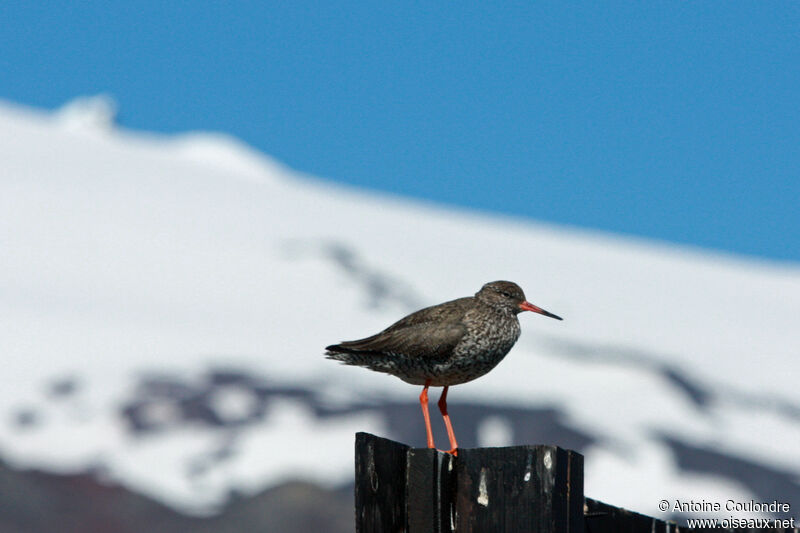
[[501, 291, 511, 298]]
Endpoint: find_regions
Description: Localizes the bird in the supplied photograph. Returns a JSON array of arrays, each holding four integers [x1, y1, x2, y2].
[[325, 280, 562, 455]]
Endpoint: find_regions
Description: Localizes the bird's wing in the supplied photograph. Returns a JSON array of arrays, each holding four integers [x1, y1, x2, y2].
[[382, 297, 473, 331], [330, 321, 466, 363], [326, 297, 473, 362]]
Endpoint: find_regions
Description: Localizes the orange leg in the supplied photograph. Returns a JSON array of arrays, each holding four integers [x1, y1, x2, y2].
[[419, 380, 435, 449], [438, 386, 458, 456]]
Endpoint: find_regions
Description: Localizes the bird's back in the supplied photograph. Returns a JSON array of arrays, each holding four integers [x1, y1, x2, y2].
[[326, 296, 473, 360], [375, 296, 474, 335]]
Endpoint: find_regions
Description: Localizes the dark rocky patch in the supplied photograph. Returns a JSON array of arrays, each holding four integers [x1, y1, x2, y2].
[[282, 239, 424, 310], [12, 408, 39, 429], [46, 376, 80, 399], [0, 458, 352, 533], [542, 336, 800, 418]]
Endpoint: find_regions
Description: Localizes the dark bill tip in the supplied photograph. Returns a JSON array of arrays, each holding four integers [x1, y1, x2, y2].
[[540, 309, 563, 321], [519, 301, 563, 321]]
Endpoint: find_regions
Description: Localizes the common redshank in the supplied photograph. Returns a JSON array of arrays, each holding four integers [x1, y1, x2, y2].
[[325, 280, 562, 455]]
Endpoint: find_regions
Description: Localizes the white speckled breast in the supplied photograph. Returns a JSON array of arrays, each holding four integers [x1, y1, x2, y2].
[[423, 306, 521, 386]]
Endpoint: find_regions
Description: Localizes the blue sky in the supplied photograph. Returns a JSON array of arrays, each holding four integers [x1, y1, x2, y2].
[[2, 2, 798, 262]]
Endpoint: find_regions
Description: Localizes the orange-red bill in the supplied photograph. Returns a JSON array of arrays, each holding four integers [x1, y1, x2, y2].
[[519, 301, 563, 320]]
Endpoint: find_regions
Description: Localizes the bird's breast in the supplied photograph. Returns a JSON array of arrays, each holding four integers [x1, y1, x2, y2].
[[431, 310, 521, 385], [460, 315, 520, 358]]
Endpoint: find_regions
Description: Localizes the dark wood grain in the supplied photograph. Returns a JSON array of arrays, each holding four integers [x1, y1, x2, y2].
[[354, 432, 409, 533], [406, 447, 455, 532], [356, 433, 583, 533], [454, 444, 583, 533]]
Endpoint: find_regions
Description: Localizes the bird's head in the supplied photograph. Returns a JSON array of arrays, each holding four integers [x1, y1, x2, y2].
[[476, 280, 562, 320]]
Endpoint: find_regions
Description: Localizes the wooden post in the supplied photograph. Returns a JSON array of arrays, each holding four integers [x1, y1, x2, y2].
[[355, 432, 584, 533]]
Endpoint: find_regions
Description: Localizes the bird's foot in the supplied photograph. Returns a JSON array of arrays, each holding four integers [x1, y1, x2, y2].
[[437, 448, 458, 457]]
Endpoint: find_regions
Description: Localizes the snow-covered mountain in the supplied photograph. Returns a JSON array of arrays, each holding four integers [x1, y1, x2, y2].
[[1, 97, 799, 523]]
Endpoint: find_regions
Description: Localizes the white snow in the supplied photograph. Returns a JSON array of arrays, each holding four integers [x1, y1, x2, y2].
[[1, 97, 799, 517]]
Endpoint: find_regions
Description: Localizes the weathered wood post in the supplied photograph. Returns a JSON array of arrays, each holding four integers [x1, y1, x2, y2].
[[355, 432, 584, 533]]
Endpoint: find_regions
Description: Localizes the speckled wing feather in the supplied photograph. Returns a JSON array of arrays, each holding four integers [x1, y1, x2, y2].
[[378, 297, 472, 331], [326, 297, 472, 363], [330, 322, 466, 362]]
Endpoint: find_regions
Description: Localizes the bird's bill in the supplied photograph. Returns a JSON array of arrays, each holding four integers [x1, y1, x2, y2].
[[519, 301, 563, 320]]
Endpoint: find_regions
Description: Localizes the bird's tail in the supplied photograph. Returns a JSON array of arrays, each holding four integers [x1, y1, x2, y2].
[[325, 344, 379, 367]]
